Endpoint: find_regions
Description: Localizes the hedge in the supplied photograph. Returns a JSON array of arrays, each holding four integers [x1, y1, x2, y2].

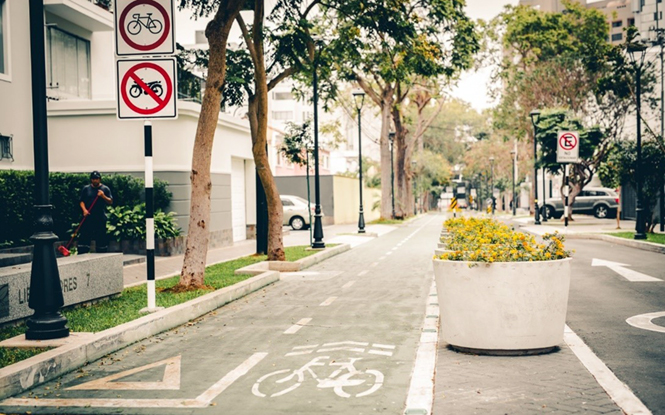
[[0, 171, 172, 248]]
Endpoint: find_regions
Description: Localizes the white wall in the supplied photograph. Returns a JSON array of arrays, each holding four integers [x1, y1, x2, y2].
[[0, 0, 33, 170]]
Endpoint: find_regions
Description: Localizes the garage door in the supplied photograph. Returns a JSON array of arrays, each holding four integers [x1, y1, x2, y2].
[[231, 158, 247, 242]]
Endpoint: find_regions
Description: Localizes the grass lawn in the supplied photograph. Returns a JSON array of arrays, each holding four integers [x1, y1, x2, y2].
[[369, 218, 404, 225], [0, 245, 320, 368], [608, 232, 665, 245]]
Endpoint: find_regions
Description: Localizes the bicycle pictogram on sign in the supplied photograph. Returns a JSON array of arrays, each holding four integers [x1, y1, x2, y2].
[[115, 0, 174, 56], [116, 58, 177, 120]]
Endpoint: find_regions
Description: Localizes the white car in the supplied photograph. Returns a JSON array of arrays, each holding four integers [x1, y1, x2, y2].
[[281, 195, 318, 230]]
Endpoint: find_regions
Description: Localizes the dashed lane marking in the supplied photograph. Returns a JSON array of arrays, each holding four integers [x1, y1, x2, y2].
[[320, 297, 337, 306], [342, 281, 356, 289], [358, 270, 369, 277], [284, 318, 312, 334]]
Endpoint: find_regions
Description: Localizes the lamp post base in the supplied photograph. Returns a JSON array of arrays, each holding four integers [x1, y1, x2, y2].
[[358, 208, 366, 234], [26, 312, 69, 340], [312, 212, 325, 249]]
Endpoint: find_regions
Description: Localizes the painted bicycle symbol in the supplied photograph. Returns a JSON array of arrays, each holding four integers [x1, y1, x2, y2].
[[127, 13, 163, 35], [129, 79, 163, 98], [252, 356, 384, 398]]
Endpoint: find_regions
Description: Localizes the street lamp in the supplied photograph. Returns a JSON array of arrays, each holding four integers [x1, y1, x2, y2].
[[389, 131, 396, 219], [511, 149, 517, 216], [627, 38, 648, 240], [353, 90, 366, 234], [529, 110, 541, 225], [26, 0, 69, 340], [489, 157, 495, 215], [477, 173, 483, 212], [311, 40, 325, 249]]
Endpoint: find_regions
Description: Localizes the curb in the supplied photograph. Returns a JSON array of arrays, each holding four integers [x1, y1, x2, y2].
[[235, 244, 351, 275], [0, 270, 279, 400], [564, 233, 665, 255]]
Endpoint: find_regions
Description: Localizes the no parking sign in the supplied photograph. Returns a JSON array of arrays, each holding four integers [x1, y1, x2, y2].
[[557, 131, 580, 163], [116, 58, 177, 120]]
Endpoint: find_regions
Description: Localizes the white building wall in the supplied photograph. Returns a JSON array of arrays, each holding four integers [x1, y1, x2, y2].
[[0, 0, 33, 170]]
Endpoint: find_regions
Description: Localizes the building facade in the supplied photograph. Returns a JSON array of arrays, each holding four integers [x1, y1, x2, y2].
[[0, 0, 256, 246]]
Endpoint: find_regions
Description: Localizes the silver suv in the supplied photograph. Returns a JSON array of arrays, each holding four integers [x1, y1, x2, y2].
[[541, 187, 619, 219]]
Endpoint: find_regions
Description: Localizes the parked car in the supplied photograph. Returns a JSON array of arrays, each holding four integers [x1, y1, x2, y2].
[[541, 187, 619, 219], [281, 195, 318, 230]]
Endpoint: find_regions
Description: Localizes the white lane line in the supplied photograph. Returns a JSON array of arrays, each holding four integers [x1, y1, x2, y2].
[[358, 270, 369, 277], [368, 350, 393, 357], [323, 341, 369, 347], [386, 251, 393, 256], [342, 281, 356, 289], [370, 262, 379, 267], [379, 256, 386, 261], [372, 343, 396, 349], [2, 353, 268, 409], [292, 345, 318, 350], [284, 318, 312, 334], [319, 297, 337, 306], [404, 279, 438, 415], [564, 325, 652, 415]]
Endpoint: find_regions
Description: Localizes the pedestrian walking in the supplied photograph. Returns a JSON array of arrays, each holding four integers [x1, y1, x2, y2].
[[78, 171, 113, 254]]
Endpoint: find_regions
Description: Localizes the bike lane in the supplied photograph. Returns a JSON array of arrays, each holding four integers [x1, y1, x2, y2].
[[0, 215, 442, 415]]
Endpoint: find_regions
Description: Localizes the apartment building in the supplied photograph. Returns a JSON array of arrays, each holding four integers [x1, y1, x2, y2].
[[0, 0, 256, 245]]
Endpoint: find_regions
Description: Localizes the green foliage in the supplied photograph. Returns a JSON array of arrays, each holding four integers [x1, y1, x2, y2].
[[106, 204, 181, 241], [280, 120, 313, 166], [598, 139, 665, 229], [0, 171, 172, 247]]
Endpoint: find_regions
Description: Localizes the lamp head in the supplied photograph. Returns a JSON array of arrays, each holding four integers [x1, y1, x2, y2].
[[529, 110, 541, 127], [489, 157, 495, 164], [510, 150, 516, 156], [352, 90, 365, 111], [388, 131, 395, 143]]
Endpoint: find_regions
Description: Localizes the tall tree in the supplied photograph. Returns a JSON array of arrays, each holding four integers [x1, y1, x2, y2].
[[177, 0, 245, 288], [335, 0, 479, 218]]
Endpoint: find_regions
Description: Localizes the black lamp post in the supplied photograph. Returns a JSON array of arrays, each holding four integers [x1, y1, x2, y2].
[[529, 110, 541, 225], [26, 0, 69, 340], [411, 159, 417, 215], [477, 173, 483, 212], [353, 91, 366, 233], [541, 163, 548, 222], [627, 40, 648, 240], [311, 43, 325, 249], [389, 131, 396, 219], [489, 157, 495, 215], [511, 149, 517, 216]]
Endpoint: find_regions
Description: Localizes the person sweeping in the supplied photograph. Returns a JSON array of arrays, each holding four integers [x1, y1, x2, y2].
[[77, 171, 113, 254]]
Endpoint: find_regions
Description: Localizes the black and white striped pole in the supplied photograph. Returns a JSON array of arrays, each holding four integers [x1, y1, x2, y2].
[[143, 121, 158, 312]]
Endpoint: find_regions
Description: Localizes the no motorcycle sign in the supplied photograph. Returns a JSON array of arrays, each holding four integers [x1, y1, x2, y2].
[[116, 58, 177, 120]]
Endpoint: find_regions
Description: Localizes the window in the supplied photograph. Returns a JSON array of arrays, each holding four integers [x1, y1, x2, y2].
[[273, 91, 293, 100], [0, 134, 12, 161], [272, 111, 293, 120], [0, 0, 6, 76], [612, 20, 622, 28], [281, 199, 294, 206], [628, 18, 635, 26], [611, 33, 623, 41], [46, 27, 91, 99]]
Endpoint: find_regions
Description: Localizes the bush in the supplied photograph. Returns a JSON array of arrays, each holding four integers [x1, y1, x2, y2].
[[0, 170, 172, 247], [106, 204, 181, 241]]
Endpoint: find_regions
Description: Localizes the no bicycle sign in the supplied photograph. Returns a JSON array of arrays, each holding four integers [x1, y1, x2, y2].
[[116, 58, 178, 120]]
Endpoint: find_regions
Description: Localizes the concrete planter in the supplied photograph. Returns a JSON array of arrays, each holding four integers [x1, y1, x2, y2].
[[433, 257, 572, 354]]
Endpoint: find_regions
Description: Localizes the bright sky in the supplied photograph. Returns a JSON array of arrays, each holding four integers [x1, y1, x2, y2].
[[449, 0, 520, 112], [175, 1, 520, 112]]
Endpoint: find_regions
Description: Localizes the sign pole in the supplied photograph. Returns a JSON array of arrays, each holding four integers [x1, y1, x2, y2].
[[564, 164, 569, 228], [143, 121, 157, 312]]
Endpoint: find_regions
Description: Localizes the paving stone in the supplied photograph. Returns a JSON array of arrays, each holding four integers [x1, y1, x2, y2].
[[433, 342, 624, 414]]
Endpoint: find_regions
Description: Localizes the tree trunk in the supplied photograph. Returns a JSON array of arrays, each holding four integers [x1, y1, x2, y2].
[[180, 5, 241, 288], [392, 107, 411, 219], [379, 97, 393, 219]]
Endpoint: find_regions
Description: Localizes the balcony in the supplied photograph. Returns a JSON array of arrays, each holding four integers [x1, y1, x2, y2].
[[44, 0, 113, 32]]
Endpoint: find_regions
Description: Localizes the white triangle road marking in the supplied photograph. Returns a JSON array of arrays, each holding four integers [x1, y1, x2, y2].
[[67, 356, 181, 391], [591, 258, 662, 282]]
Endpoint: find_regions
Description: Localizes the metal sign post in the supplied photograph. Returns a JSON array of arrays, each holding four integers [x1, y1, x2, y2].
[[115, 0, 176, 313]]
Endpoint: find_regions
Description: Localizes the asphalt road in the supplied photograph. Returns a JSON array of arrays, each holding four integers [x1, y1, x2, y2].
[[0, 215, 442, 415], [564, 238, 665, 414]]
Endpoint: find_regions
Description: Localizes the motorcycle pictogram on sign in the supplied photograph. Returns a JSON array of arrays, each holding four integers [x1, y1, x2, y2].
[[116, 58, 177, 120]]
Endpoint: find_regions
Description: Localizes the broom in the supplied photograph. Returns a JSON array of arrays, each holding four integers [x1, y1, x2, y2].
[[57, 193, 100, 257]]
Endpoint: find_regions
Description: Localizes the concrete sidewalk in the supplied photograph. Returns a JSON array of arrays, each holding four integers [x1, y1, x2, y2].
[[122, 222, 399, 287]]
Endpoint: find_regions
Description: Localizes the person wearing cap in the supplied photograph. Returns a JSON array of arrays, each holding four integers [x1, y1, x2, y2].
[[78, 171, 113, 254]]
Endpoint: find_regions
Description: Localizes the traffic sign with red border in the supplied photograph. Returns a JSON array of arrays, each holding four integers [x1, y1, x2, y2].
[[557, 131, 580, 163], [116, 58, 178, 120], [115, 0, 175, 56]]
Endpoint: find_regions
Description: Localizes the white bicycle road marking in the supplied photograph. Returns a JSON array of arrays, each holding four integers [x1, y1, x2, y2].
[[284, 341, 395, 357], [252, 356, 383, 398], [626, 311, 665, 333]]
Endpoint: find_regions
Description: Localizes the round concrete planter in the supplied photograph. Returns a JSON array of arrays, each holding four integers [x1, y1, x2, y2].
[[433, 257, 572, 354]]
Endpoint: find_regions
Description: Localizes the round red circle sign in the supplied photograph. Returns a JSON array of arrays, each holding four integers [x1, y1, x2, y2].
[[559, 133, 578, 151], [118, 0, 171, 52], [120, 62, 173, 115]]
